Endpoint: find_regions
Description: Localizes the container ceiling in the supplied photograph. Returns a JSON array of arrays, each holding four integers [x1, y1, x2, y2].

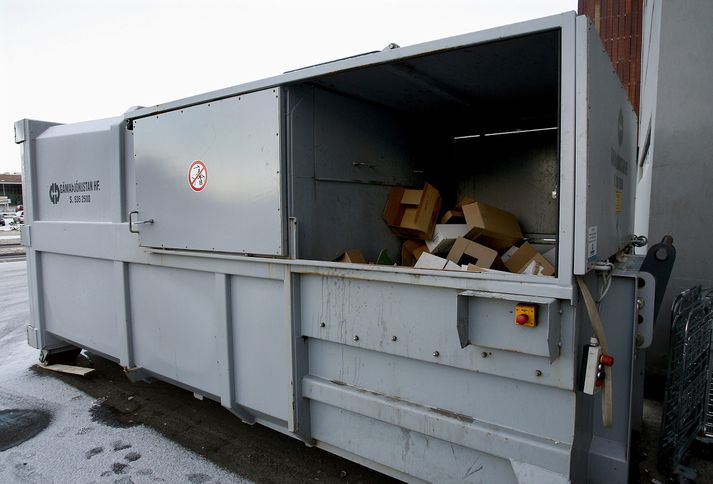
[[302, 29, 560, 134]]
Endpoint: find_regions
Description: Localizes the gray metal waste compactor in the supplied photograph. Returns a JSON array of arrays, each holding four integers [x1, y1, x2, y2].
[[15, 12, 675, 483]]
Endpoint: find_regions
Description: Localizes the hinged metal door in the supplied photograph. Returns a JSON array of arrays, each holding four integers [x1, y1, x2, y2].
[[132, 88, 284, 255], [574, 17, 638, 274]]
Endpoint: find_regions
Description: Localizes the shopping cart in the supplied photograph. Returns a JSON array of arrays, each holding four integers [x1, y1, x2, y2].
[[659, 286, 713, 475]]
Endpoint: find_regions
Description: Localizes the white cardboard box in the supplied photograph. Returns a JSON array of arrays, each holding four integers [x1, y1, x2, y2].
[[425, 224, 469, 254], [414, 252, 449, 270]]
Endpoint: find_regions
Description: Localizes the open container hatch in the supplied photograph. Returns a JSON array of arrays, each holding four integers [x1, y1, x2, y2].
[[285, 28, 561, 277]]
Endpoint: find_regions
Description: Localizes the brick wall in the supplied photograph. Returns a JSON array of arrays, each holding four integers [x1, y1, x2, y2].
[[578, 0, 643, 113]]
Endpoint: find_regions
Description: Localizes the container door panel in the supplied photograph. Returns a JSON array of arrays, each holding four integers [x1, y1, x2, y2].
[[132, 89, 284, 255], [574, 18, 637, 274]]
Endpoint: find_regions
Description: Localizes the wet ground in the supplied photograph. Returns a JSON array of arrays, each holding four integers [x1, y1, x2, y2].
[[0, 260, 393, 483], [0, 409, 51, 451], [30, 353, 392, 484]]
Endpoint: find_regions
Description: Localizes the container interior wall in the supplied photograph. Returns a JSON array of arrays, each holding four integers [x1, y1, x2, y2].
[[453, 130, 560, 237], [286, 29, 561, 267], [287, 85, 435, 262]]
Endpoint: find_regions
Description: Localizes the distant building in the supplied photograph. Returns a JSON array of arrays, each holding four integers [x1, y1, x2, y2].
[[0, 173, 22, 209]]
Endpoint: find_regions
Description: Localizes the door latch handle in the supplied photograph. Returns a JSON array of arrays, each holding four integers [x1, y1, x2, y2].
[[128, 210, 154, 234]]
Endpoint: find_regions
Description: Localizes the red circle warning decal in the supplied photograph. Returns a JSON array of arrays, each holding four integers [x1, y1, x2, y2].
[[188, 160, 207, 192]]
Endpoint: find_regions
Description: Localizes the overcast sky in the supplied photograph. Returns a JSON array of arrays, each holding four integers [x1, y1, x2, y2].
[[0, 0, 576, 173]]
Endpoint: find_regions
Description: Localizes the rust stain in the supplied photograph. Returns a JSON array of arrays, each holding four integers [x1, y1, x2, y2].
[[429, 406, 475, 424]]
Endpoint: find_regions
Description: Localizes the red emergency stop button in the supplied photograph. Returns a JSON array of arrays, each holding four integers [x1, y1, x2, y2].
[[514, 303, 537, 327], [599, 354, 615, 366]]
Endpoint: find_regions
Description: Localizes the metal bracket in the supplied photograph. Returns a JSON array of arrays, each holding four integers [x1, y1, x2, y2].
[[14, 120, 26, 144], [20, 225, 31, 247], [226, 405, 256, 425], [640, 235, 676, 322], [124, 366, 156, 383], [128, 210, 154, 234]]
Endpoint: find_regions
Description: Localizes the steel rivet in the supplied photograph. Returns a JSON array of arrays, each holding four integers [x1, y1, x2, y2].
[[636, 333, 645, 347], [391, 336, 397, 341], [432, 351, 440, 357], [319, 322, 325, 328], [353, 335, 359, 342], [535, 370, 543, 377], [481, 352, 488, 358]]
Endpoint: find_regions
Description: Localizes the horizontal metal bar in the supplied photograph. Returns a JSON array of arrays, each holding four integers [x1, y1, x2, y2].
[[29, 221, 574, 299], [302, 376, 571, 474], [453, 126, 558, 140]]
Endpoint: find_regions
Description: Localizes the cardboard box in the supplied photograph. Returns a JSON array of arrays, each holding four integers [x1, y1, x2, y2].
[[502, 242, 555, 276], [455, 196, 476, 209], [465, 264, 511, 275], [462, 202, 523, 250], [439, 209, 464, 224], [439, 197, 475, 224], [335, 249, 366, 264], [383, 183, 442, 239], [414, 252, 463, 271], [425, 224, 469, 254], [401, 240, 429, 267], [446, 237, 497, 269], [414, 252, 449, 270], [444, 260, 462, 271]]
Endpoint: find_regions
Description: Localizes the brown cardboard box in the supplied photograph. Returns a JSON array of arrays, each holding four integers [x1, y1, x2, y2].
[[401, 240, 429, 267], [439, 209, 464, 224], [439, 197, 475, 224], [465, 264, 511, 275], [384, 183, 442, 240], [455, 196, 476, 209], [502, 242, 555, 276], [446, 237, 497, 269], [336, 249, 367, 264], [462, 202, 523, 250]]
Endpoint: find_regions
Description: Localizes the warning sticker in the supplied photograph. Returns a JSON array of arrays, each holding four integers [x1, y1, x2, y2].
[[188, 160, 207, 192], [615, 191, 623, 213], [587, 226, 598, 262]]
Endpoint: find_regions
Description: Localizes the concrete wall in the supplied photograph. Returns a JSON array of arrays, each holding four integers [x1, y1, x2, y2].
[[639, 0, 713, 385]]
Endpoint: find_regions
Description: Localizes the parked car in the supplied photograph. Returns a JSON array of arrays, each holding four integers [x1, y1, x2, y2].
[[1, 214, 19, 227]]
